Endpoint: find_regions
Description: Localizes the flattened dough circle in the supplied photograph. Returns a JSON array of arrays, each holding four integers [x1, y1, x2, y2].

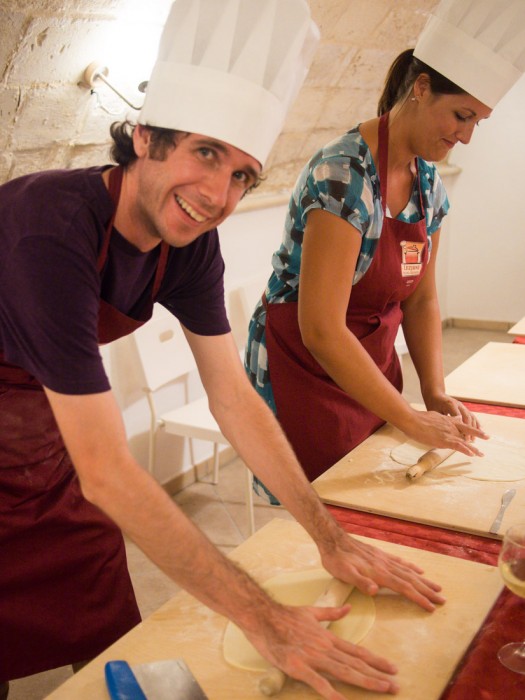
[[223, 569, 376, 671], [390, 438, 525, 482], [390, 440, 430, 466]]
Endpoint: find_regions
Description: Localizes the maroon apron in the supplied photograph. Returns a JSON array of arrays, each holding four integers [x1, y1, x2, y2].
[[0, 166, 168, 680], [265, 113, 429, 481]]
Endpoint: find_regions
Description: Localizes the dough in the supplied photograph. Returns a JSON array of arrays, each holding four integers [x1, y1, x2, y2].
[[223, 569, 376, 671], [390, 438, 525, 482], [390, 440, 431, 466]]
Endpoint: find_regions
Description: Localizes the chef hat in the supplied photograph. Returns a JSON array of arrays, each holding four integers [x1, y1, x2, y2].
[[138, 0, 319, 166], [414, 0, 525, 108]]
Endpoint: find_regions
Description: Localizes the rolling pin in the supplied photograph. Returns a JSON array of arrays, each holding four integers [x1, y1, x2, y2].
[[258, 577, 352, 696], [405, 448, 455, 481]]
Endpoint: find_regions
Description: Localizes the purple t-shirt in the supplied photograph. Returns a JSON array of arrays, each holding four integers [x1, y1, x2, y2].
[[0, 166, 230, 394]]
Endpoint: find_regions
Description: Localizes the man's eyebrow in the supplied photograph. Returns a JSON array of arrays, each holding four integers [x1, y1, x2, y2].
[[194, 138, 261, 181]]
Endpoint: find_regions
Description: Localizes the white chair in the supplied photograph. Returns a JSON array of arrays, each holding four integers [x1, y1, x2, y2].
[[395, 327, 409, 357], [131, 312, 255, 535], [227, 271, 269, 353]]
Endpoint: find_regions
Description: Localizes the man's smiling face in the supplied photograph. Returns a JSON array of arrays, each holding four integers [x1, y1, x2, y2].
[[128, 127, 261, 250]]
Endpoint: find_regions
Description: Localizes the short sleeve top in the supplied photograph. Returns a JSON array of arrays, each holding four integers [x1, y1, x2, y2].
[[266, 126, 449, 304], [0, 166, 230, 394]]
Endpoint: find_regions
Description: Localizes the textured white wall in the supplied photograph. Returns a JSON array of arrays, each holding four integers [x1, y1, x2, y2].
[[0, 0, 173, 181], [0, 0, 436, 190]]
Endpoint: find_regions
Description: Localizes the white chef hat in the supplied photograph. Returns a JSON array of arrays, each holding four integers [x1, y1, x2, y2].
[[138, 0, 319, 166], [414, 0, 525, 108]]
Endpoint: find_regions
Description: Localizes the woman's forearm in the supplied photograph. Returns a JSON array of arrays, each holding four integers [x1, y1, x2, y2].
[[402, 293, 446, 403], [303, 323, 415, 432]]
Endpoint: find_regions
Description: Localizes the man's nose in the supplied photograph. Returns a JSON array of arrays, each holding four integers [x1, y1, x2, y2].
[[199, 170, 231, 209]]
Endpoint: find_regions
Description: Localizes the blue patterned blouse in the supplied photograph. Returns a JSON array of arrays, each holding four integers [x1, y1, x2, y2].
[[245, 126, 449, 413]]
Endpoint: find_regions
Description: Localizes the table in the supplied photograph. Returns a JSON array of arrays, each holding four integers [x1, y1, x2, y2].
[[444, 342, 525, 408], [508, 315, 525, 337], [45, 519, 503, 700], [312, 408, 525, 538], [45, 409, 525, 699], [324, 401, 525, 700]]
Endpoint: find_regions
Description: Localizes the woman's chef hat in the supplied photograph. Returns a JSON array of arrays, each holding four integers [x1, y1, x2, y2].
[[414, 0, 525, 108], [138, 0, 319, 166]]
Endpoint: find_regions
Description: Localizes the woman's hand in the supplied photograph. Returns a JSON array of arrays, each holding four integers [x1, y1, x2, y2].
[[243, 599, 400, 699], [424, 391, 482, 430], [400, 403, 488, 457]]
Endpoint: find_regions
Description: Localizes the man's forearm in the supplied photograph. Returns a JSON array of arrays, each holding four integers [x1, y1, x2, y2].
[[210, 382, 344, 549], [86, 454, 282, 631], [44, 387, 282, 630]]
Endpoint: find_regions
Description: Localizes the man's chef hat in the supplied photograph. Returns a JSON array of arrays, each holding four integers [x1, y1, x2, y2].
[[414, 0, 525, 108], [138, 0, 319, 166]]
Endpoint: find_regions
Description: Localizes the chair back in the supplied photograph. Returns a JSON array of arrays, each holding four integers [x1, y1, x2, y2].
[[132, 313, 196, 393], [228, 271, 270, 351]]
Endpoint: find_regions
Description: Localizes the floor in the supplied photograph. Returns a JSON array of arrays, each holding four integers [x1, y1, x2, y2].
[[7, 326, 514, 699]]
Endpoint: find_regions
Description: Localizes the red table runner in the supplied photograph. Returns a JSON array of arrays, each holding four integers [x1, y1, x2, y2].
[[463, 401, 525, 419], [326, 400, 525, 699]]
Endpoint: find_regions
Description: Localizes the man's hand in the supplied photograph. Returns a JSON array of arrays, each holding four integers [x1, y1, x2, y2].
[[319, 531, 445, 612], [244, 602, 400, 698]]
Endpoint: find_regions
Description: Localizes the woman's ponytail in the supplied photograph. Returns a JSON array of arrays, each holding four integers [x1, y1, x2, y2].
[[377, 48, 466, 116], [377, 49, 415, 115]]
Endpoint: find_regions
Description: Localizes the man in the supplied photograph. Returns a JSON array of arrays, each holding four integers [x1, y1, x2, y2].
[[0, 1, 444, 698]]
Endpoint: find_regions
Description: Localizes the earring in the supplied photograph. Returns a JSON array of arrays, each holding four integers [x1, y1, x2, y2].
[[410, 97, 417, 102]]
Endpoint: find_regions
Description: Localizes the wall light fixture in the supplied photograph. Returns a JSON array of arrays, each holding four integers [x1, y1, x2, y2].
[[80, 61, 148, 112]]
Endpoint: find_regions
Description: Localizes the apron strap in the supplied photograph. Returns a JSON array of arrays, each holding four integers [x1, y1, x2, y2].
[[378, 113, 390, 213], [151, 243, 169, 300], [98, 165, 169, 301], [378, 113, 424, 219], [97, 166, 123, 271]]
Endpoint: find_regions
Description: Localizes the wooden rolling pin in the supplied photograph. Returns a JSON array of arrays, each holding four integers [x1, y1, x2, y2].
[[258, 578, 352, 696], [405, 448, 455, 481]]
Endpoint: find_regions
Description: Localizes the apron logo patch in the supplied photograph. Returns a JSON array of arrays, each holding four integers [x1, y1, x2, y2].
[[400, 241, 425, 278]]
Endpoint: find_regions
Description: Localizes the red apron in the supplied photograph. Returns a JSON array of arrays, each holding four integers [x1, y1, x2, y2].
[[265, 113, 429, 481], [0, 166, 168, 680]]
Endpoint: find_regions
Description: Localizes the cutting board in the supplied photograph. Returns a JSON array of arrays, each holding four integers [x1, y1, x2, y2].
[[313, 410, 525, 538], [509, 315, 525, 336], [444, 342, 525, 407], [45, 519, 502, 700]]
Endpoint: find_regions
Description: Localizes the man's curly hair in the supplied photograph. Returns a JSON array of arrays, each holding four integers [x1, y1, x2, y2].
[[108, 120, 263, 194], [109, 120, 181, 166]]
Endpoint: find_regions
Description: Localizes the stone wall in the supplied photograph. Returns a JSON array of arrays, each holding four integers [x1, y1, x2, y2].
[[0, 0, 437, 195]]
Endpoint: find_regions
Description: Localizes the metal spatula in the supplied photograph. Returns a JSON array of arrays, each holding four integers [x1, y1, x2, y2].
[[105, 659, 209, 700]]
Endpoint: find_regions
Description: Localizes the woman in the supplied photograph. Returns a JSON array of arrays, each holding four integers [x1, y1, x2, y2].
[[245, 48, 493, 501]]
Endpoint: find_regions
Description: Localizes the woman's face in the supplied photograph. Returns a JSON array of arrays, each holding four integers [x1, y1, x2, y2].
[[411, 78, 492, 162]]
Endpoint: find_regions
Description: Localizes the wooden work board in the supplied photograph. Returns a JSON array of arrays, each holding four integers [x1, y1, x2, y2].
[[444, 342, 525, 408], [313, 410, 525, 538], [509, 315, 525, 336], [45, 519, 502, 700]]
